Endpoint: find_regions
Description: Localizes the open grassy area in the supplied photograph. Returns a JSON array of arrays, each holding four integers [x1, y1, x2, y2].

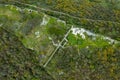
[[0, 1, 120, 80]]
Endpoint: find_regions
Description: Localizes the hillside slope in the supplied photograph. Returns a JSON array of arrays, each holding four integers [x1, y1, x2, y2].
[[0, 27, 54, 80], [0, 1, 120, 80]]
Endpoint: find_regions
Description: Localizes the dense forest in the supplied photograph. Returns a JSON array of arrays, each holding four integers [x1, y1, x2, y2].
[[0, 0, 120, 80]]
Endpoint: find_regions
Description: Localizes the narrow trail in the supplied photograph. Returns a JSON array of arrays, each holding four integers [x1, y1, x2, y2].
[[1, 1, 120, 79], [0, 1, 120, 43], [43, 26, 73, 68], [2, 1, 120, 25]]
